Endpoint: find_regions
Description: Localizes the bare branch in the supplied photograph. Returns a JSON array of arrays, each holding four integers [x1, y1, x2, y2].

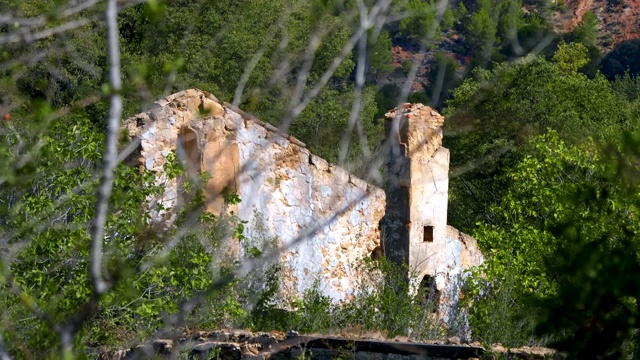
[[0, 17, 96, 45], [89, 0, 122, 297], [232, 48, 267, 107], [0, 0, 99, 27], [279, 27, 363, 132], [54, 0, 126, 354], [58, 0, 101, 19], [0, 129, 138, 257], [337, 4, 370, 165], [280, 0, 394, 132]]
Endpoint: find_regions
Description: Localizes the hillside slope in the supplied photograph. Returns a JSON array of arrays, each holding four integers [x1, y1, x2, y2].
[[556, 0, 640, 49]]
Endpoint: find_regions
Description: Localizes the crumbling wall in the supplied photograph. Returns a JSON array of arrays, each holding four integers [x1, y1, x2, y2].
[[236, 116, 386, 302], [124, 89, 386, 302], [436, 225, 485, 325], [124, 91, 483, 317]]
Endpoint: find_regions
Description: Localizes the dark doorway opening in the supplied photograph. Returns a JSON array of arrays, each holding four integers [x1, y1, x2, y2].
[[420, 274, 441, 313]]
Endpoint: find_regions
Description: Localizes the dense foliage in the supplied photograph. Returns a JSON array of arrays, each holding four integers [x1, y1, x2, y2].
[[0, 114, 252, 357], [600, 39, 640, 81], [444, 39, 640, 360], [444, 42, 633, 231]]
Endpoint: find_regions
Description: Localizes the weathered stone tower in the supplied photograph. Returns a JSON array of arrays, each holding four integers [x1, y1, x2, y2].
[[383, 104, 483, 323], [383, 104, 450, 280]]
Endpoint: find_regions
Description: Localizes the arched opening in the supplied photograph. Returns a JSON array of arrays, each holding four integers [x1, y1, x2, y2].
[[176, 127, 202, 207], [420, 274, 441, 313], [370, 245, 384, 261], [201, 129, 240, 215], [179, 127, 201, 173]]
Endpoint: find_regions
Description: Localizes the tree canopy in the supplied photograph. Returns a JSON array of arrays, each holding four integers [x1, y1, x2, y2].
[[444, 43, 633, 231]]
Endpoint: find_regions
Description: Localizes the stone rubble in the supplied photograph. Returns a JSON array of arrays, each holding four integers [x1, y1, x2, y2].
[[99, 329, 565, 360]]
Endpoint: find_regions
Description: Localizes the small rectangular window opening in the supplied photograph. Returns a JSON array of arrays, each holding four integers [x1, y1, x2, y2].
[[423, 226, 434, 243]]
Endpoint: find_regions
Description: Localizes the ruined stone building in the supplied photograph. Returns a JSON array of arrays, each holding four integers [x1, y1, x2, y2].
[[124, 89, 483, 319]]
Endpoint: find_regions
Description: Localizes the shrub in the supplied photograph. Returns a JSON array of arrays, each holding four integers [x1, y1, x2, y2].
[[247, 256, 444, 340]]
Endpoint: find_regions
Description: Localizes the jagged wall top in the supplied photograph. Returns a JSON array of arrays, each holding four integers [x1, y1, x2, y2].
[[124, 88, 307, 149], [123, 88, 384, 226], [384, 103, 445, 126], [383, 103, 445, 162]]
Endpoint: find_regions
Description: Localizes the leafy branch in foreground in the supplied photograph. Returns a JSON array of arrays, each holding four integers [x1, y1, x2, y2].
[[0, 111, 250, 357], [465, 130, 640, 356]]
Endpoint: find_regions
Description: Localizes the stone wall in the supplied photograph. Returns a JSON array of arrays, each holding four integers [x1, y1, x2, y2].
[[124, 89, 386, 302]]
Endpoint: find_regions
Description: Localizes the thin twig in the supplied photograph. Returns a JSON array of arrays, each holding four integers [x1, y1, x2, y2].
[[337, 9, 369, 165], [57, 0, 122, 353]]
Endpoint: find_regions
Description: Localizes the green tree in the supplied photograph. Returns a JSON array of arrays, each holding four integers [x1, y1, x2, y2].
[[425, 52, 460, 107], [559, 10, 601, 77], [465, 0, 499, 62], [399, 0, 439, 44], [495, 0, 524, 55], [552, 41, 589, 74], [289, 84, 381, 164], [444, 53, 632, 231], [567, 10, 598, 46], [119, 0, 288, 103], [374, 83, 402, 120], [368, 29, 394, 80], [515, 13, 553, 57], [600, 39, 640, 81], [468, 131, 640, 357], [612, 71, 640, 101]]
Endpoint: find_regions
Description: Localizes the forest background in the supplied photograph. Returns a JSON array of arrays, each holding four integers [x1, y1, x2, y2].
[[1, 0, 640, 359]]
